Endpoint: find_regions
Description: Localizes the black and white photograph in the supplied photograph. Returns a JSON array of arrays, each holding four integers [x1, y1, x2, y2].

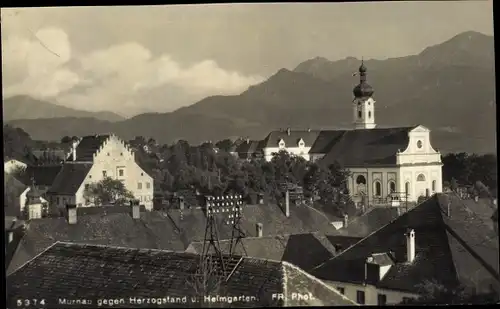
[[2, 1, 498, 307]]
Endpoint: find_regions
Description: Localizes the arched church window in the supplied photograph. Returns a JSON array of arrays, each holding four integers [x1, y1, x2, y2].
[[358, 111, 362, 119], [417, 174, 426, 182], [368, 111, 372, 118], [389, 181, 396, 193], [374, 181, 381, 196], [432, 180, 436, 192], [405, 182, 410, 194], [356, 175, 367, 185]]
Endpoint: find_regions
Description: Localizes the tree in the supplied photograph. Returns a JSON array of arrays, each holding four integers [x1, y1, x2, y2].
[[60, 136, 72, 144], [186, 255, 225, 308], [401, 280, 499, 305], [215, 139, 234, 153], [83, 177, 134, 206], [450, 178, 459, 192]]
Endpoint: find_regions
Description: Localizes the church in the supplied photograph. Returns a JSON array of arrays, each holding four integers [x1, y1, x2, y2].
[[234, 61, 443, 204]]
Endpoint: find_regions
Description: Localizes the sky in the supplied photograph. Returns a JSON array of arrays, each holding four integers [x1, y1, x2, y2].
[[1, 1, 494, 117]]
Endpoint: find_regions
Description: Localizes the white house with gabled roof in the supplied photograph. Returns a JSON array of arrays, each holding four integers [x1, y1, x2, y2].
[[46, 134, 154, 210]]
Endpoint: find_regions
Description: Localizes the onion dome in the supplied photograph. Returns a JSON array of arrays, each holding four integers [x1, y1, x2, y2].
[[27, 186, 42, 204], [353, 60, 374, 98]]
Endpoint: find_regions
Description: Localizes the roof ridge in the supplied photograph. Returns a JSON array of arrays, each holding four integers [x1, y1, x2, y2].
[[282, 261, 360, 305], [311, 195, 438, 271], [8, 241, 61, 276]]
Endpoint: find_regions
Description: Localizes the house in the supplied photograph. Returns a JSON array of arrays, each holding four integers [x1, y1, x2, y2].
[[7, 242, 358, 307], [45, 134, 154, 210], [309, 193, 500, 305], [5, 217, 25, 271], [31, 149, 67, 164], [7, 201, 343, 275], [233, 62, 443, 203], [186, 232, 363, 273], [4, 172, 51, 218], [261, 128, 320, 161], [230, 139, 265, 160]]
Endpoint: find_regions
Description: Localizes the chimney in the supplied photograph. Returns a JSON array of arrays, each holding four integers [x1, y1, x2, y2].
[[8, 231, 13, 243], [493, 198, 497, 206], [405, 229, 416, 263], [286, 127, 291, 136], [246, 137, 250, 144], [285, 190, 290, 217], [131, 200, 140, 219], [256, 223, 263, 237], [447, 200, 451, 217], [71, 140, 78, 161], [474, 195, 479, 202], [179, 196, 185, 211], [307, 128, 311, 132], [343, 213, 349, 228], [66, 204, 77, 224]]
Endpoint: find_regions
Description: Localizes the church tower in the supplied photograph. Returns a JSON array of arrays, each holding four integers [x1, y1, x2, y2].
[[352, 60, 376, 130]]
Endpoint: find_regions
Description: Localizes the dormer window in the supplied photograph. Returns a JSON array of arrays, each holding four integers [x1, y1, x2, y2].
[[298, 139, 305, 147], [278, 139, 285, 148]]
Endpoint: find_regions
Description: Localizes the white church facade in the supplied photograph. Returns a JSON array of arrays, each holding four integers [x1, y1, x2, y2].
[[235, 61, 443, 203]]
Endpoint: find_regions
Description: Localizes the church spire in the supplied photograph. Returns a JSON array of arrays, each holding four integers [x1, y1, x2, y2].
[[352, 60, 376, 130]]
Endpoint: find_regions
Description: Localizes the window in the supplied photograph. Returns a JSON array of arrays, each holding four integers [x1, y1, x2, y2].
[[389, 181, 396, 193], [141, 172, 144, 176], [356, 175, 367, 185], [374, 181, 382, 196], [402, 297, 413, 303], [405, 182, 410, 194], [146, 182, 151, 189], [337, 287, 345, 295], [417, 140, 423, 149], [417, 174, 426, 182], [138, 182, 142, 190], [368, 101, 371, 105], [107, 152, 110, 156], [85, 184, 89, 190], [119, 169, 124, 177], [356, 290, 365, 304], [432, 180, 436, 191], [120, 152, 123, 156], [358, 110, 362, 118], [368, 111, 372, 118], [102, 171, 107, 177], [377, 294, 387, 305], [57, 197, 60, 204]]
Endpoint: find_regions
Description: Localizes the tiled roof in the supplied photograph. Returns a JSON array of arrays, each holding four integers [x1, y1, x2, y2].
[[21, 165, 63, 187], [7, 242, 357, 307], [5, 225, 25, 271], [331, 206, 401, 237], [32, 149, 66, 161], [73, 135, 110, 161], [320, 127, 415, 167], [233, 140, 263, 158], [187, 232, 364, 274], [456, 197, 497, 230], [46, 163, 92, 195], [309, 130, 346, 154], [4, 173, 28, 217], [263, 130, 321, 148], [311, 193, 500, 295], [8, 203, 340, 275]]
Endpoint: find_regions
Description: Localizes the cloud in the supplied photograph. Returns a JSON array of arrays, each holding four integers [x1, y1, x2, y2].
[[3, 27, 79, 97], [2, 27, 264, 116]]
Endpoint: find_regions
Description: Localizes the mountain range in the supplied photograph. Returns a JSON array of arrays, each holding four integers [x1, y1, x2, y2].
[[4, 31, 496, 154], [3, 95, 125, 122]]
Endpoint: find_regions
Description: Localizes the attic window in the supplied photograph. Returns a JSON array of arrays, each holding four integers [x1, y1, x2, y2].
[[141, 172, 144, 176], [89, 175, 92, 179], [107, 153, 110, 156], [120, 152, 123, 156]]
